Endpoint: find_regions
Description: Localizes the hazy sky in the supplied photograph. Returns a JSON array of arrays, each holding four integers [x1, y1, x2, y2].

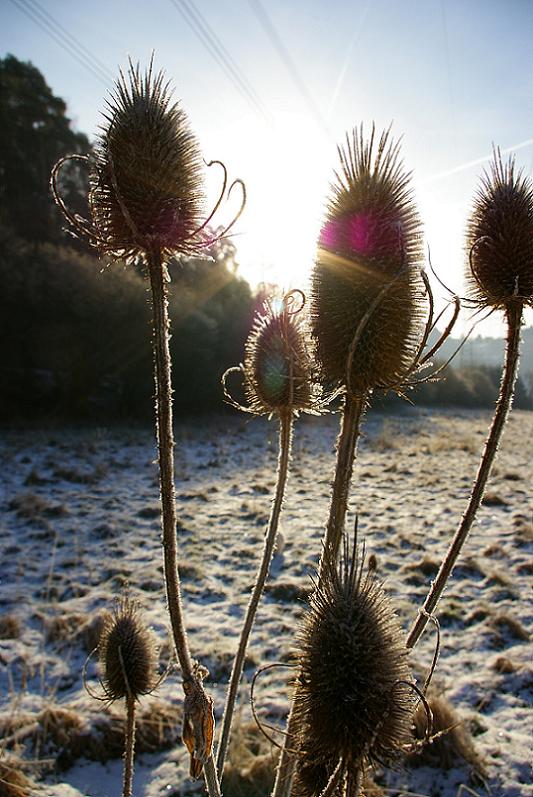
[[3, 0, 533, 336]]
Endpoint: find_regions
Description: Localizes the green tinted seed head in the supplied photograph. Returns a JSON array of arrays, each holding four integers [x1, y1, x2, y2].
[[242, 293, 318, 416]]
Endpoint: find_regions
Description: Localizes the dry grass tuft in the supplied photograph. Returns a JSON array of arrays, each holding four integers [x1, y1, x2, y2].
[[409, 694, 485, 776], [491, 656, 517, 674], [404, 556, 440, 578], [482, 543, 507, 558], [0, 700, 181, 772], [490, 612, 530, 644], [421, 432, 478, 455], [0, 614, 21, 640], [512, 514, 533, 546], [371, 421, 403, 452], [7, 492, 67, 520], [78, 610, 112, 653], [222, 721, 278, 797], [0, 757, 36, 797], [482, 492, 509, 507], [44, 612, 86, 645]]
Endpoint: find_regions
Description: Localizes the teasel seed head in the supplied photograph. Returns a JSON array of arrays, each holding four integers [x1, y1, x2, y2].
[[99, 598, 158, 702], [89, 59, 205, 263], [311, 125, 425, 396], [293, 536, 415, 796], [224, 291, 320, 417], [466, 149, 533, 310]]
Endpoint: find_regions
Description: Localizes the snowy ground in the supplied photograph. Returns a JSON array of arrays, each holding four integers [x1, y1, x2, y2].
[[0, 408, 531, 797]]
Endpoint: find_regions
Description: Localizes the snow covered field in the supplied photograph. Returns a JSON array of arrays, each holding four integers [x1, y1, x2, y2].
[[0, 408, 531, 796]]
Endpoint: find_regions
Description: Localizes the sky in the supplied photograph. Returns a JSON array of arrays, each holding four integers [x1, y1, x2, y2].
[[3, 0, 533, 337]]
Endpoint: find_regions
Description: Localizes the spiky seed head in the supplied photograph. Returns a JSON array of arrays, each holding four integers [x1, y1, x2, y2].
[[311, 125, 424, 395], [89, 59, 205, 262], [293, 540, 415, 796], [243, 293, 317, 416], [99, 598, 158, 701], [466, 150, 533, 310]]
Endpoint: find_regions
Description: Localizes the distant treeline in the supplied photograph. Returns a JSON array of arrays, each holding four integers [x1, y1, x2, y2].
[[411, 363, 531, 410], [0, 54, 531, 423], [0, 235, 256, 421]]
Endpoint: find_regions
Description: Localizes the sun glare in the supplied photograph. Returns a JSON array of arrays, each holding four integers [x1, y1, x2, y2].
[[205, 110, 333, 294]]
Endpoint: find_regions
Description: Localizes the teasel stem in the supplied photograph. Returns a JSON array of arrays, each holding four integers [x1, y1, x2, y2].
[[148, 249, 193, 680], [406, 302, 523, 649], [204, 757, 223, 797], [319, 393, 367, 580], [271, 691, 300, 797], [345, 768, 363, 797], [272, 395, 367, 797], [217, 409, 293, 778], [147, 249, 220, 797], [318, 759, 345, 797], [122, 695, 136, 797]]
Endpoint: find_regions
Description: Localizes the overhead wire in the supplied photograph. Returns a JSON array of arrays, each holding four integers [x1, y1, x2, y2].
[[9, 0, 114, 86], [168, 0, 270, 122], [246, 0, 330, 138]]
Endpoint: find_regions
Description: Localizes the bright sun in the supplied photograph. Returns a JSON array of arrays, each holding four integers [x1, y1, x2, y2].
[[205, 109, 333, 293]]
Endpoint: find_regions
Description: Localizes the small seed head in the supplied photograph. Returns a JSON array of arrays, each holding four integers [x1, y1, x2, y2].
[[242, 293, 318, 416], [99, 598, 158, 702], [293, 540, 414, 795], [466, 151, 533, 310], [311, 125, 424, 395], [89, 60, 204, 262]]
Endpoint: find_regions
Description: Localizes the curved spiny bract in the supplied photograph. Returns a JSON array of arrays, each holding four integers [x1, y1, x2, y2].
[[311, 125, 425, 395], [466, 150, 533, 310], [242, 296, 317, 417], [99, 598, 158, 702], [293, 542, 414, 797], [89, 60, 205, 262]]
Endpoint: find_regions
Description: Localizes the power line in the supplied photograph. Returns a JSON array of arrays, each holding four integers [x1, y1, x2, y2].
[[25, 0, 115, 83], [9, 0, 113, 87], [168, 0, 269, 122], [247, 0, 330, 138]]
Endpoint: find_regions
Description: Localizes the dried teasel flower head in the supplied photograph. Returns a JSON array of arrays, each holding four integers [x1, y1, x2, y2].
[[466, 149, 533, 311], [89, 59, 204, 262], [223, 291, 321, 417], [311, 124, 425, 396], [98, 597, 158, 702], [52, 59, 245, 264], [293, 534, 415, 795]]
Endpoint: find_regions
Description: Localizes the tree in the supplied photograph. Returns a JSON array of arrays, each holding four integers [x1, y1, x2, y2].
[[0, 54, 90, 244]]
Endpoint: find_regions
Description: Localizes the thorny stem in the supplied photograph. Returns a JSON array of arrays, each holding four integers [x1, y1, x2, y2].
[[319, 393, 367, 580], [345, 768, 363, 797], [122, 696, 136, 797], [148, 250, 193, 681], [204, 757, 223, 797], [406, 303, 523, 649], [217, 410, 293, 778], [147, 250, 221, 797], [271, 695, 300, 797], [318, 759, 345, 797], [272, 394, 367, 797]]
